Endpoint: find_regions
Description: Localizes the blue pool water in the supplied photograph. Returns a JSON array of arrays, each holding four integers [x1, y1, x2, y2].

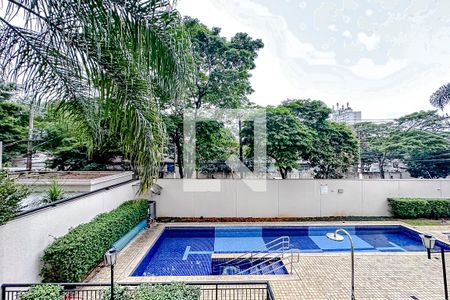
[[132, 225, 448, 276]]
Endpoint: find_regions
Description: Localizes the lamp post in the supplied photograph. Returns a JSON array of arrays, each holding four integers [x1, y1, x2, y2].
[[326, 229, 356, 300], [420, 234, 448, 300], [104, 248, 117, 300]]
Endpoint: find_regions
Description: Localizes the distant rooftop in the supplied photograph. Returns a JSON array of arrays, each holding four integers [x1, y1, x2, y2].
[[331, 102, 362, 125]]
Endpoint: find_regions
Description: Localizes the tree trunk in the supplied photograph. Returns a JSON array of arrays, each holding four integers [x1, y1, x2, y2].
[[174, 134, 184, 178], [26, 104, 34, 171], [239, 118, 243, 179], [324, 166, 330, 179], [379, 158, 385, 179], [279, 167, 287, 179], [0, 141, 3, 170]]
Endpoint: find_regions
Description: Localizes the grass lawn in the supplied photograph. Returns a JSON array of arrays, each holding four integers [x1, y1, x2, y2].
[[401, 219, 450, 226]]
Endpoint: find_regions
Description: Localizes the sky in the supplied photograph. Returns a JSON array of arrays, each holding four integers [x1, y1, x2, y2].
[[177, 0, 450, 119]]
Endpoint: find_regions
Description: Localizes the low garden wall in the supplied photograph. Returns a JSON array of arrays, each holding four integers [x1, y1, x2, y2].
[[154, 179, 450, 218], [16, 171, 134, 192], [0, 180, 139, 285]]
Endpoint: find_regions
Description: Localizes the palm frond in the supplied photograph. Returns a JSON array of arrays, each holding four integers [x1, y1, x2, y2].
[[430, 83, 450, 110], [0, 0, 190, 191]]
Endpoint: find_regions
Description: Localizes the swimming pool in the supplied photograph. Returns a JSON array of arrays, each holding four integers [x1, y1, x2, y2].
[[132, 225, 447, 276]]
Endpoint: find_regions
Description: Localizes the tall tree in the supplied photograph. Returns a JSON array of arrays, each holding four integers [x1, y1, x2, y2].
[[355, 110, 450, 179], [396, 110, 450, 132], [162, 17, 263, 177], [407, 149, 450, 179], [35, 107, 131, 171], [282, 99, 331, 128], [0, 0, 189, 191], [195, 121, 238, 178], [354, 122, 399, 179], [0, 81, 28, 163], [184, 17, 264, 110], [309, 121, 359, 179], [283, 99, 359, 178], [0, 102, 28, 162], [242, 107, 312, 179], [399, 131, 450, 178]]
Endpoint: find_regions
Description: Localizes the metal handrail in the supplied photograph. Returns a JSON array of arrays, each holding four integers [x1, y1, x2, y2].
[[240, 254, 283, 275], [265, 236, 289, 248], [1, 281, 276, 300], [214, 236, 290, 271], [237, 245, 300, 275]]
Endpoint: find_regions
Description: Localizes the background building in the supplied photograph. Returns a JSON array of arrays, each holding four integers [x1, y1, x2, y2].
[[331, 102, 362, 124]]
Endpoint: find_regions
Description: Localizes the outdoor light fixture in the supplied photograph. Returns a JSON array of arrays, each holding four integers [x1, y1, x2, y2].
[[443, 232, 450, 242], [420, 233, 448, 300], [420, 234, 436, 259], [326, 229, 356, 300], [104, 248, 117, 300], [105, 248, 117, 266]]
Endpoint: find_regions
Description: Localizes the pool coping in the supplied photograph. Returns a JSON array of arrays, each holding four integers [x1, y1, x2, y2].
[[92, 221, 450, 283]]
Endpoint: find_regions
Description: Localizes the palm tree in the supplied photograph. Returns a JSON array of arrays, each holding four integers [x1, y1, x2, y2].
[[430, 83, 450, 110], [0, 0, 190, 191]]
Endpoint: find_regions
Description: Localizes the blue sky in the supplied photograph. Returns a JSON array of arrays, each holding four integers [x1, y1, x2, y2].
[[178, 0, 450, 119]]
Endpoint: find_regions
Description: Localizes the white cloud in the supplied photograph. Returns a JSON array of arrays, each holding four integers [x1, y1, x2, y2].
[[348, 58, 408, 80], [177, 0, 450, 119], [357, 32, 381, 52]]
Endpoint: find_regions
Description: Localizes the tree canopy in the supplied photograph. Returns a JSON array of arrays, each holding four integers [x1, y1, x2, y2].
[[355, 110, 450, 178], [161, 17, 264, 178], [283, 99, 359, 178], [308, 121, 359, 179], [183, 17, 264, 110], [242, 107, 312, 179], [0, 101, 28, 162], [195, 121, 238, 177]]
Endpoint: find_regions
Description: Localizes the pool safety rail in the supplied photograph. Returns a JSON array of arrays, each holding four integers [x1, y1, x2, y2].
[[1, 281, 276, 300], [213, 236, 300, 275]]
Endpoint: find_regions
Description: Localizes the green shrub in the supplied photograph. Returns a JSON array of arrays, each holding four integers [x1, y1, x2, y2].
[[44, 180, 64, 204], [19, 284, 62, 300], [41, 199, 148, 282], [388, 198, 450, 219], [130, 283, 200, 300], [0, 170, 30, 225], [101, 285, 130, 300]]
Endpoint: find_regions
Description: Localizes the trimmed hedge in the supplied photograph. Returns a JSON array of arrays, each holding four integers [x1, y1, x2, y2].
[[101, 283, 200, 300], [41, 199, 148, 282], [388, 197, 450, 219], [131, 283, 200, 300], [19, 284, 62, 300]]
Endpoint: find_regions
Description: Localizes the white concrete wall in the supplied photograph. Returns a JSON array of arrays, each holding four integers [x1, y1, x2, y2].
[[0, 180, 139, 285], [154, 179, 450, 218]]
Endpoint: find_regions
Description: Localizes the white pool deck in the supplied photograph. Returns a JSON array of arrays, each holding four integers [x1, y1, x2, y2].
[[87, 221, 450, 299]]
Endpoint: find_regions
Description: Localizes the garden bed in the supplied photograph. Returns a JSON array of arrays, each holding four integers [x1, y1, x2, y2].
[[16, 171, 118, 180], [157, 216, 393, 223], [15, 171, 133, 192]]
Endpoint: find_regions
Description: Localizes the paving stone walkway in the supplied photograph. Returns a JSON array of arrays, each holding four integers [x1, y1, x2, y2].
[[274, 253, 447, 299], [88, 222, 450, 299]]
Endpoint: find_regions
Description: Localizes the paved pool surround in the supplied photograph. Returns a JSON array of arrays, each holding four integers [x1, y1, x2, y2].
[[131, 225, 443, 276], [88, 221, 450, 299]]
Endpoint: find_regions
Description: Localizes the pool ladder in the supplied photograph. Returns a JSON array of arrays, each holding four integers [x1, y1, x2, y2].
[[214, 236, 300, 275]]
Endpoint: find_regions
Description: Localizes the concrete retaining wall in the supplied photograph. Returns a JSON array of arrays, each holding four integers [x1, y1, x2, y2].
[[0, 180, 139, 284], [154, 179, 450, 218]]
